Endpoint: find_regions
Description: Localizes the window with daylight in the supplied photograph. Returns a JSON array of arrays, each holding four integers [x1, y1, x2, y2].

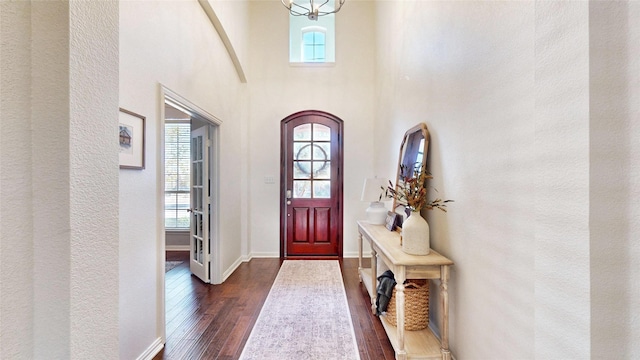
[[289, 3, 335, 63], [165, 122, 191, 229], [302, 28, 326, 62], [292, 123, 332, 198]]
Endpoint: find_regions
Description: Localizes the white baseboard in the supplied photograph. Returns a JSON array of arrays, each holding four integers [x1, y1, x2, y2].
[[222, 256, 244, 282], [136, 337, 164, 360], [248, 252, 280, 258], [342, 251, 361, 258], [174, 251, 363, 285], [246, 252, 361, 258]]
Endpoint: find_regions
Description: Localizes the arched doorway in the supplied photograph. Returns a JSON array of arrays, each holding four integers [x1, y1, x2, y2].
[[280, 110, 344, 258]]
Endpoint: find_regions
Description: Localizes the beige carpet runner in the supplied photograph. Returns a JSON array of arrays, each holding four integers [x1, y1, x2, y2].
[[239, 260, 360, 360]]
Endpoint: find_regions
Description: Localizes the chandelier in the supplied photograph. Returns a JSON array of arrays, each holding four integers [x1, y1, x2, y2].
[[281, 0, 346, 21]]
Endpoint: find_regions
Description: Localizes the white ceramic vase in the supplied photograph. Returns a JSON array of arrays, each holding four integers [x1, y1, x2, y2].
[[402, 210, 430, 255]]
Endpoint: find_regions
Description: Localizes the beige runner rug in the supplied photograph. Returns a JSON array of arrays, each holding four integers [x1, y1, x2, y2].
[[239, 260, 360, 360]]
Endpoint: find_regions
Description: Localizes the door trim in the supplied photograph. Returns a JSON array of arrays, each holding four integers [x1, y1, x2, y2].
[[159, 85, 223, 343], [279, 110, 344, 259]]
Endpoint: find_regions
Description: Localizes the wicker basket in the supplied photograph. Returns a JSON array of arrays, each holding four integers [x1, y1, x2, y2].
[[385, 280, 429, 331]]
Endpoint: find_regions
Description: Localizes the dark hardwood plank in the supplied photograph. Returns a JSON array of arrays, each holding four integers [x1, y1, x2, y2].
[[154, 254, 394, 360]]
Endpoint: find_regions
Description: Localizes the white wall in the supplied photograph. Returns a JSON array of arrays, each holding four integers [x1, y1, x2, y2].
[[534, 2, 591, 356], [166, 231, 190, 249], [4, 1, 636, 359], [1, 2, 36, 357], [376, 2, 536, 358], [119, 1, 246, 358], [374, 0, 640, 358], [589, 1, 640, 358], [246, 0, 377, 258], [1, 1, 120, 358], [207, 0, 249, 76]]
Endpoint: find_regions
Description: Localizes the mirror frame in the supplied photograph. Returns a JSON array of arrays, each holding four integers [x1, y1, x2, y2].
[[393, 123, 430, 225]]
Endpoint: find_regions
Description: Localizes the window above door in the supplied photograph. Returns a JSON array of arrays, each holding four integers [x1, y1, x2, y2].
[[289, 3, 336, 64]]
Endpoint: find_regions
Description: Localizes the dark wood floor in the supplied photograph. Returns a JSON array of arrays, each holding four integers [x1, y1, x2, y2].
[[154, 251, 394, 360]]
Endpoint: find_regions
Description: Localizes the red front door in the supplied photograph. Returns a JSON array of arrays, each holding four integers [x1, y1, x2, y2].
[[280, 111, 343, 258]]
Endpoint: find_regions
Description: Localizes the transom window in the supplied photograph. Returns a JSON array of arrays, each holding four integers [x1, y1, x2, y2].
[[289, 5, 335, 63]]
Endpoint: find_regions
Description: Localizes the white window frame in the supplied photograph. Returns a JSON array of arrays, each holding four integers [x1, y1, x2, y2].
[[301, 26, 327, 63], [289, 11, 335, 64], [164, 120, 191, 230]]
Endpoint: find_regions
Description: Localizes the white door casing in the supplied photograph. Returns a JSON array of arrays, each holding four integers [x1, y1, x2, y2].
[[161, 86, 222, 343]]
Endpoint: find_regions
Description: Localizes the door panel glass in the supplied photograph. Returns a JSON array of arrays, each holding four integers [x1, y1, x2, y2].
[[291, 123, 334, 199], [313, 143, 330, 160], [192, 136, 203, 161], [313, 181, 331, 198], [193, 161, 200, 186], [313, 161, 330, 179], [313, 124, 330, 141], [294, 142, 312, 160], [294, 124, 311, 140], [294, 180, 312, 198], [194, 188, 201, 211], [294, 161, 311, 179]]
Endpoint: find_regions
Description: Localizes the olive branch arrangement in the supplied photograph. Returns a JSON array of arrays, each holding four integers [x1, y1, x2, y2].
[[383, 164, 453, 212]]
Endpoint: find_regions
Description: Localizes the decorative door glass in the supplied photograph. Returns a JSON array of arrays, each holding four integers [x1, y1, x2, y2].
[[191, 134, 204, 265], [292, 123, 331, 199]]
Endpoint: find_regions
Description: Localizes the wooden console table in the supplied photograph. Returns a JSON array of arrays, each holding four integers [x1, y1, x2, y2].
[[357, 221, 454, 360]]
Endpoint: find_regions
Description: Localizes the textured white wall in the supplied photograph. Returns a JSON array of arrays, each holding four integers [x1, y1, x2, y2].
[[31, 2, 71, 358], [374, 0, 640, 358], [0, 2, 35, 358], [376, 2, 536, 358], [68, 2, 120, 357], [589, 1, 640, 358], [1, 1, 119, 359], [4, 1, 637, 359], [534, 2, 591, 357], [246, 0, 377, 257], [119, 1, 246, 358]]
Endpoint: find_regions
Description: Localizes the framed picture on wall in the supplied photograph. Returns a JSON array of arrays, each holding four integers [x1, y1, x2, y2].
[[119, 108, 145, 170]]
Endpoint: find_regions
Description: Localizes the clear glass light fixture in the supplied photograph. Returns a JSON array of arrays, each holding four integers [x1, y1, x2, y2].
[[281, 0, 346, 20]]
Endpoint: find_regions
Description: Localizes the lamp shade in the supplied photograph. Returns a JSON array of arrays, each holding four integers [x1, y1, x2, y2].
[[361, 178, 387, 202]]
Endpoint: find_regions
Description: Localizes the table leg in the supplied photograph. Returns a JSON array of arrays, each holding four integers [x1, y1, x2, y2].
[[357, 232, 363, 282], [370, 248, 377, 314], [440, 265, 451, 360]]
